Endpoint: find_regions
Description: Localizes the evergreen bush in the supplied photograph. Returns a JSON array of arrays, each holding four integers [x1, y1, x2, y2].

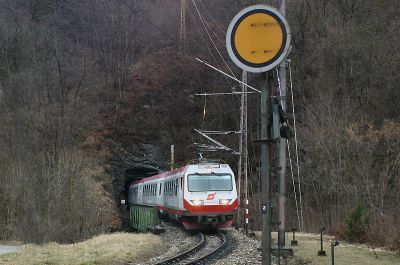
[[345, 201, 369, 242]]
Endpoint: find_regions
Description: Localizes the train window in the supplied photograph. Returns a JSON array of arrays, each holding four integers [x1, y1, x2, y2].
[[159, 183, 162, 195], [175, 179, 178, 196], [187, 174, 233, 192]]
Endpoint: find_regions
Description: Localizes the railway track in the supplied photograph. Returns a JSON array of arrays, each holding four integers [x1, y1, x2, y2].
[[154, 231, 227, 265]]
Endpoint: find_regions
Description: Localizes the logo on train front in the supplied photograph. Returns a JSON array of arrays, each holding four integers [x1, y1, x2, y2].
[[207, 193, 216, 200]]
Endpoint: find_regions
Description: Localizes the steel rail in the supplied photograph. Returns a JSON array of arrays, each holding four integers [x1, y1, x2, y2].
[[184, 231, 226, 265], [153, 231, 227, 265], [154, 232, 205, 265]]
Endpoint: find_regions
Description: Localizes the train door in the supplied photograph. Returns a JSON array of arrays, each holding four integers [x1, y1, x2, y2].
[[156, 180, 160, 206], [137, 183, 142, 204], [177, 175, 184, 210]]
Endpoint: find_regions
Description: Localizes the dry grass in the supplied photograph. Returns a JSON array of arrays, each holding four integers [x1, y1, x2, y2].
[[0, 232, 165, 265], [255, 232, 400, 265]]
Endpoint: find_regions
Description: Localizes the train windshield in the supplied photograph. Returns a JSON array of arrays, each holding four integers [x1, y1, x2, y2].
[[187, 174, 233, 192]]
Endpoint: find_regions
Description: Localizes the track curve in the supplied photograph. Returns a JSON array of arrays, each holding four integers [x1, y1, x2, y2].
[[154, 231, 227, 265]]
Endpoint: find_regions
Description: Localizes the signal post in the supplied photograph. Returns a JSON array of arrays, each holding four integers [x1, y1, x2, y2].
[[226, 5, 291, 265]]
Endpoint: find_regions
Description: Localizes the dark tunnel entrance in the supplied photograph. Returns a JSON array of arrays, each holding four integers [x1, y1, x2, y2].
[[121, 167, 161, 205]]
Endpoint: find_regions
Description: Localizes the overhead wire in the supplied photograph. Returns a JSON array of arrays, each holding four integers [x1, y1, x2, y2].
[[287, 139, 301, 231], [199, 12, 226, 47], [198, 0, 226, 35], [288, 60, 304, 231], [197, 0, 226, 46], [191, 0, 243, 107], [191, 0, 238, 80], [185, 0, 233, 88], [187, 0, 246, 111], [185, 0, 238, 130]]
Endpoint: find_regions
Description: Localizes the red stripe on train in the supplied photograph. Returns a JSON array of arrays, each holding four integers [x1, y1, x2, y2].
[[183, 199, 238, 213]]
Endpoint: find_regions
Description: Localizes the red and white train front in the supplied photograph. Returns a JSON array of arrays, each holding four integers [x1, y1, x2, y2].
[[129, 162, 238, 230], [180, 163, 238, 229]]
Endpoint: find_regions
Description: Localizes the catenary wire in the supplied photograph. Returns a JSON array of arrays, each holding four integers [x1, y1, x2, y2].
[[287, 140, 301, 230], [191, 0, 237, 80], [185, 0, 233, 88], [288, 60, 304, 231], [198, 0, 226, 35]]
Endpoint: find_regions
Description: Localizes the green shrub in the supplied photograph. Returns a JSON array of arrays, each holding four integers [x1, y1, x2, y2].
[[345, 201, 369, 242]]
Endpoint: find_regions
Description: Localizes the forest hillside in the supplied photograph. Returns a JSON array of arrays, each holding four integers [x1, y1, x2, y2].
[[0, 0, 399, 251]]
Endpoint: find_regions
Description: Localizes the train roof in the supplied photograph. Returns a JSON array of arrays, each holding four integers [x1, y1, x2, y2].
[[130, 160, 232, 186]]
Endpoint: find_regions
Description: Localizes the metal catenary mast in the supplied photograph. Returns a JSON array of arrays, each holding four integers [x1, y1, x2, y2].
[[278, 0, 288, 250], [237, 70, 249, 231]]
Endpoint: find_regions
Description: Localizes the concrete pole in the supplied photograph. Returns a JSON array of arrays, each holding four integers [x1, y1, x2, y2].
[[278, 0, 287, 248], [261, 72, 272, 265]]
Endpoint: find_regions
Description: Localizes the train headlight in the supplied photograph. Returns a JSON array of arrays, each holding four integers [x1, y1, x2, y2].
[[190, 200, 204, 206], [219, 199, 231, 205]]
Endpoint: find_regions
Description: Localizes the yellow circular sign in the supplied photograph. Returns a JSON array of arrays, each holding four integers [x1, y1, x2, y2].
[[235, 13, 284, 64], [226, 5, 290, 73]]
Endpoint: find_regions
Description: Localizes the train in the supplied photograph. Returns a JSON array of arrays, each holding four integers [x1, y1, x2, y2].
[[128, 160, 238, 229]]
